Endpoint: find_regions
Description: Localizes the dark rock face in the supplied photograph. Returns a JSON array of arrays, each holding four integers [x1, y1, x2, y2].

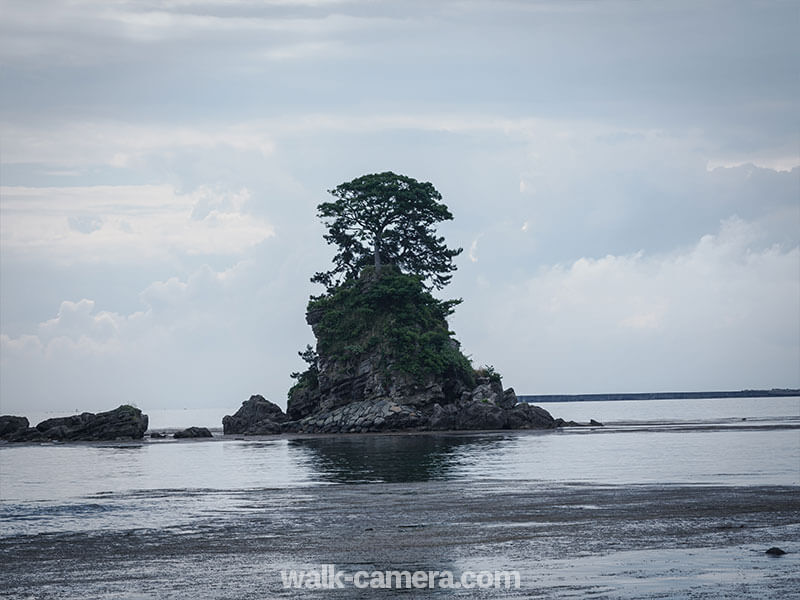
[[174, 427, 213, 439], [223, 395, 288, 435], [285, 385, 319, 421], [4, 406, 148, 442], [271, 270, 560, 435], [283, 391, 556, 434], [289, 354, 457, 422], [0, 415, 29, 439], [553, 417, 605, 428], [223, 385, 558, 435]]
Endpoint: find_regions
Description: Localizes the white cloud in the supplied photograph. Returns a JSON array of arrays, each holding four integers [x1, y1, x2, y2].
[[0, 121, 276, 167], [706, 157, 800, 173], [468, 234, 482, 263], [0, 184, 275, 262], [456, 217, 800, 393], [0, 259, 308, 414]]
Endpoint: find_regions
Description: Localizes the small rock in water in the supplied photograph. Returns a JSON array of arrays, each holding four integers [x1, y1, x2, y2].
[[765, 547, 786, 556], [174, 427, 213, 439]]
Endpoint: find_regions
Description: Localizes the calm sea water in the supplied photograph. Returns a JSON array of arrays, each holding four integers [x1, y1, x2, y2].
[[1, 397, 798, 538]]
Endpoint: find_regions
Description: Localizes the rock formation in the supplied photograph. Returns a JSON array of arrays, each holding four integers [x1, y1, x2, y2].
[[0, 415, 29, 439], [223, 395, 288, 434], [174, 426, 213, 439], [1, 406, 148, 442], [220, 268, 560, 435]]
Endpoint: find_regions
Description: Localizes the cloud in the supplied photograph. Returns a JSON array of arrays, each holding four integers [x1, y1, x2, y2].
[[0, 121, 276, 167], [468, 234, 483, 263], [706, 157, 800, 173], [0, 259, 310, 414], [0, 0, 394, 67], [0, 184, 275, 263], [455, 217, 800, 393]]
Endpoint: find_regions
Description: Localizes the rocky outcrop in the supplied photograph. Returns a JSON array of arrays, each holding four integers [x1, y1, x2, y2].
[[223, 395, 288, 434], [553, 418, 605, 427], [174, 427, 213, 439], [292, 399, 425, 433], [0, 415, 30, 439], [285, 371, 558, 433], [269, 268, 562, 435], [3, 406, 148, 442], [223, 383, 558, 435]]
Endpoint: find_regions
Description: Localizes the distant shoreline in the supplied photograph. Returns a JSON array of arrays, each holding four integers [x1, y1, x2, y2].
[[519, 389, 800, 403]]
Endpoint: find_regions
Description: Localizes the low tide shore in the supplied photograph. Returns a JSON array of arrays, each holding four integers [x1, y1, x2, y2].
[[2, 480, 798, 598]]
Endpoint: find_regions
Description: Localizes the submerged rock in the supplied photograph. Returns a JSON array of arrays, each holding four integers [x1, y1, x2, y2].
[[5, 406, 148, 442], [174, 427, 213, 439], [553, 418, 604, 428]]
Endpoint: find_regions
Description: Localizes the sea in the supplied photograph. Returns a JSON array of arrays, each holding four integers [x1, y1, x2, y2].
[[1, 396, 799, 598]]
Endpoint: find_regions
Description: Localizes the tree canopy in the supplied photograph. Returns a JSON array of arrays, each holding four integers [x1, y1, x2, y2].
[[312, 172, 462, 290]]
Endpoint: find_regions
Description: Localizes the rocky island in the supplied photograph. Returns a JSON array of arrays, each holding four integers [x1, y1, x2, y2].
[[0, 405, 148, 442], [224, 172, 561, 435]]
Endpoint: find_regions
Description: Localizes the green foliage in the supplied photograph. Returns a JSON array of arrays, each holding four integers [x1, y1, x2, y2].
[[290, 345, 319, 391], [312, 172, 462, 291], [307, 267, 473, 386], [475, 365, 502, 384], [292, 172, 474, 396]]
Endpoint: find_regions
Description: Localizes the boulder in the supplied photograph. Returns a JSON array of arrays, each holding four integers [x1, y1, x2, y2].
[[470, 380, 504, 405], [454, 399, 508, 430], [0, 415, 30, 439], [291, 398, 425, 434], [427, 403, 457, 430], [36, 413, 94, 436], [506, 403, 556, 429], [5, 427, 48, 443], [174, 427, 213, 439], [285, 386, 319, 421], [222, 395, 288, 435], [14, 406, 149, 442], [498, 387, 519, 410], [765, 547, 786, 556]]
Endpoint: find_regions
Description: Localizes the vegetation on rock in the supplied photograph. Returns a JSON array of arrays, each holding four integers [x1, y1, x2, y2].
[[311, 171, 462, 291], [289, 172, 473, 408], [281, 172, 558, 433]]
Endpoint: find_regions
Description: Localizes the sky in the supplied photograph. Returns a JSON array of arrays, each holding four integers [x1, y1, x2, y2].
[[1, 0, 798, 418]]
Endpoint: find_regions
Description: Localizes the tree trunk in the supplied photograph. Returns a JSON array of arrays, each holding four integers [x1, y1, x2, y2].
[[374, 231, 382, 272]]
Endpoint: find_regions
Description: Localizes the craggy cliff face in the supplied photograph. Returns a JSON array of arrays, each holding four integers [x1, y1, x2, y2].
[[278, 268, 556, 433]]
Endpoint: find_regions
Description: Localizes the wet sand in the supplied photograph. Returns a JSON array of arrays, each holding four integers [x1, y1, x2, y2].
[[2, 481, 798, 598]]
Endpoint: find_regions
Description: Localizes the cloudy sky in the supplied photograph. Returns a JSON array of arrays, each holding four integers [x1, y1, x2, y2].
[[1, 0, 798, 418]]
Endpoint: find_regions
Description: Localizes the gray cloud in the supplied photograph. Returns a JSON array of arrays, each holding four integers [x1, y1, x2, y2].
[[1, 0, 797, 415]]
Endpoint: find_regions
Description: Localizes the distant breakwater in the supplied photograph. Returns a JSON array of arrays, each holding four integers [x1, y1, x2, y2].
[[519, 389, 800, 403]]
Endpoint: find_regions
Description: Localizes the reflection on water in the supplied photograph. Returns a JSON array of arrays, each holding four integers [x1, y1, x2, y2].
[[288, 434, 512, 483], [2, 403, 799, 538]]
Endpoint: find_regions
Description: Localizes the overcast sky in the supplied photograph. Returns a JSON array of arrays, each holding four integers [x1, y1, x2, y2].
[[1, 0, 798, 417]]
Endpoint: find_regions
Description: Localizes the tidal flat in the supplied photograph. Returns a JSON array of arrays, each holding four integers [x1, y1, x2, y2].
[[2, 478, 799, 598], [2, 400, 799, 599]]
